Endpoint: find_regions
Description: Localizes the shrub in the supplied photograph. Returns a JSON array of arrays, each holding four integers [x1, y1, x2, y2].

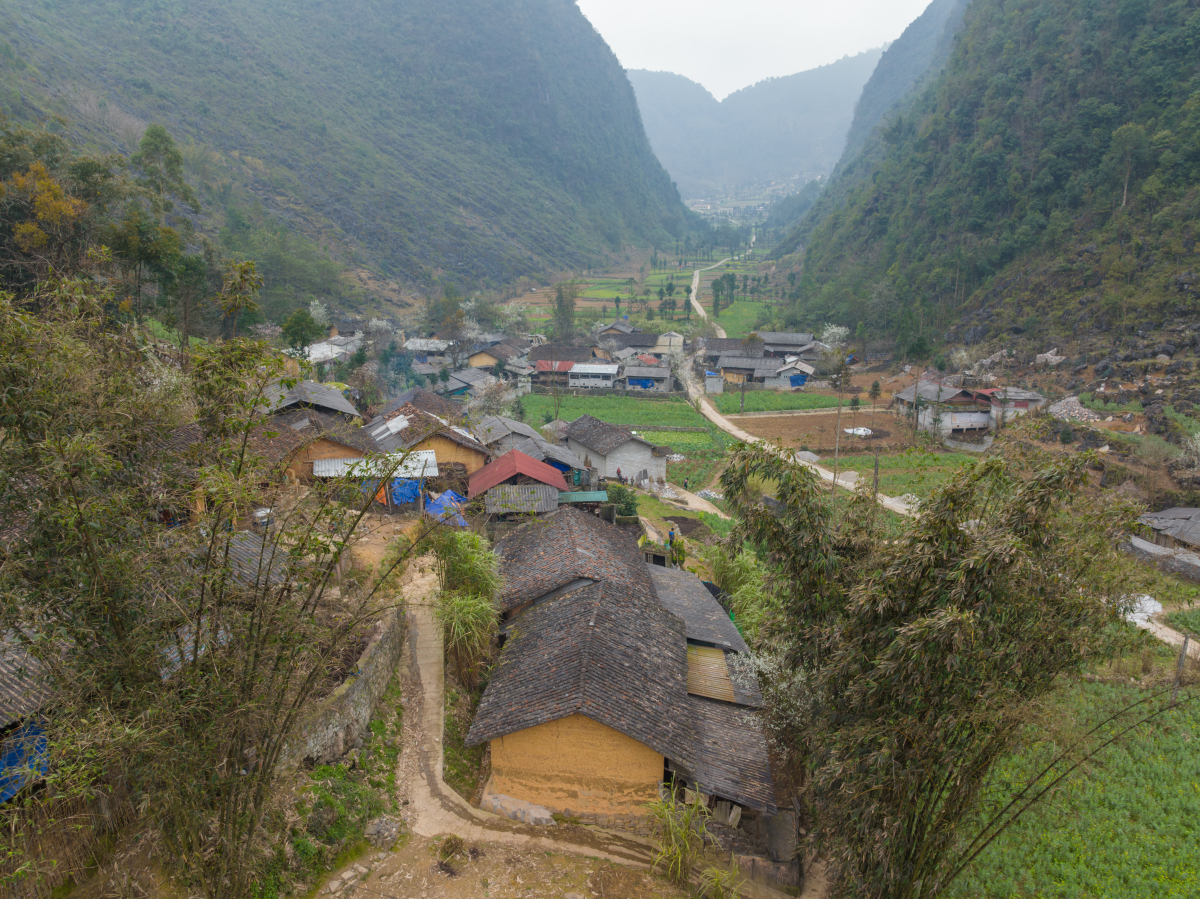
[[432, 530, 500, 598], [646, 784, 711, 887], [606, 482, 639, 516], [435, 590, 497, 689]]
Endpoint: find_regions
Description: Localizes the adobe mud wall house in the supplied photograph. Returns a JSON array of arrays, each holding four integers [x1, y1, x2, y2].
[[466, 510, 776, 826], [476, 416, 586, 478], [563, 415, 666, 483], [367, 403, 491, 478]]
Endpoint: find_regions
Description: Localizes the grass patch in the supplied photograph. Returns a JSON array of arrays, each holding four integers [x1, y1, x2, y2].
[[1078, 391, 1144, 414], [714, 391, 842, 415], [1166, 607, 1200, 635], [522, 393, 709, 429], [833, 450, 979, 500], [713, 300, 772, 338], [947, 639, 1200, 899], [443, 682, 486, 803]]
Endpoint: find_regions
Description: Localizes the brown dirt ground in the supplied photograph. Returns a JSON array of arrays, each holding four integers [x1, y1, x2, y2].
[[358, 839, 689, 899], [733, 411, 922, 454]]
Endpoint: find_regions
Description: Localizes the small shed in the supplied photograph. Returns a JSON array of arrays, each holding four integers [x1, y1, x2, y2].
[[485, 484, 561, 516], [467, 450, 569, 498]]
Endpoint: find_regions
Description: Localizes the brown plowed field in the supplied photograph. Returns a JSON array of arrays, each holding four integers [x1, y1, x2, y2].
[[732, 410, 925, 454]]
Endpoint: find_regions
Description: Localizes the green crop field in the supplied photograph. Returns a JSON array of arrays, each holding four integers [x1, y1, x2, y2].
[[714, 391, 842, 414], [714, 300, 772, 338], [834, 450, 979, 499], [948, 640, 1200, 899], [520, 394, 707, 430]]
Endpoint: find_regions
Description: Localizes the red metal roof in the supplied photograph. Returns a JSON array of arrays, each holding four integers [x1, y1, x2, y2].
[[636, 354, 663, 366], [535, 360, 575, 373], [467, 449, 569, 498]]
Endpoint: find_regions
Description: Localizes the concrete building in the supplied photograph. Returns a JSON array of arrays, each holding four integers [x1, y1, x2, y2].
[[568, 363, 619, 389]]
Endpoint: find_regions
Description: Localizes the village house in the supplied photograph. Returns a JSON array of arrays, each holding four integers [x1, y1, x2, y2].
[[403, 337, 452, 364], [619, 365, 673, 392], [444, 366, 502, 399], [1139, 508, 1200, 552], [716, 355, 786, 386], [475, 415, 586, 477], [465, 511, 775, 823], [597, 321, 640, 336], [378, 387, 463, 421], [304, 334, 363, 365], [755, 331, 816, 358], [893, 382, 1046, 435], [367, 403, 492, 477], [568, 363, 619, 389], [262, 380, 362, 421], [466, 340, 530, 370], [533, 359, 575, 387], [564, 415, 666, 483], [701, 337, 763, 365]]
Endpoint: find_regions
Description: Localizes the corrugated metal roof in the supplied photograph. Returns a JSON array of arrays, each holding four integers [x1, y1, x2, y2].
[[559, 490, 608, 503], [312, 451, 438, 478], [687, 645, 735, 703], [467, 449, 569, 498], [0, 636, 52, 728], [571, 363, 619, 375], [484, 484, 560, 514]]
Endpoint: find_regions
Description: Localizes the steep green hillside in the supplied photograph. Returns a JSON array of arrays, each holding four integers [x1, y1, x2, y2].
[[627, 48, 883, 198], [0, 0, 691, 299], [775, 0, 969, 254], [783, 0, 1200, 354]]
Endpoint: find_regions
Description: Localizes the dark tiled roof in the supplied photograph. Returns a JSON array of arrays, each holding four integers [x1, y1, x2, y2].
[[648, 567, 748, 652], [563, 415, 641, 455], [274, 409, 379, 455], [494, 508, 657, 611], [0, 636, 52, 728], [705, 338, 763, 357], [263, 380, 360, 419], [621, 366, 671, 379], [685, 696, 777, 813], [159, 419, 310, 477], [529, 344, 597, 364], [465, 581, 695, 766], [379, 388, 462, 420], [510, 436, 584, 471], [755, 331, 813, 346], [475, 415, 541, 447], [611, 333, 661, 349]]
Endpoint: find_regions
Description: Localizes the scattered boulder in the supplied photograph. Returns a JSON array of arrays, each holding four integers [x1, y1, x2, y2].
[[481, 793, 556, 826]]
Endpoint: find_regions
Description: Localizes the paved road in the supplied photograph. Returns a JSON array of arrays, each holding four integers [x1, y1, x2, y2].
[[679, 366, 917, 518]]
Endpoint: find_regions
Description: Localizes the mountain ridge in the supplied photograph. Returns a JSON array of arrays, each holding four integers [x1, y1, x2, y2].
[[0, 0, 694, 308], [627, 48, 884, 198]]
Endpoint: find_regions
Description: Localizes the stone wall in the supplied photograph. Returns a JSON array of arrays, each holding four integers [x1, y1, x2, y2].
[[1126, 535, 1200, 583], [284, 607, 407, 766]]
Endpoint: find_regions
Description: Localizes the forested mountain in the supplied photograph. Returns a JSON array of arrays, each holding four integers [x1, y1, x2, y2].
[[627, 48, 884, 198], [780, 0, 1200, 356], [774, 0, 969, 254], [0, 0, 691, 309]]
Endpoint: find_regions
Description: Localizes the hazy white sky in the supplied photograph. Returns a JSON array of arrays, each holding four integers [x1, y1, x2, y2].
[[576, 0, 934, 100]]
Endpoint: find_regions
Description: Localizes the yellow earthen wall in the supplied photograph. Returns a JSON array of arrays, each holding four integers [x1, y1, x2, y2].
[[289, 438, 363, 480], [489, 714, 663, 816], [417, 434, 488, 475]]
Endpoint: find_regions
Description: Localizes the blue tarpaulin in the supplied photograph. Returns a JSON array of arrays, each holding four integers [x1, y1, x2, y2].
[[789, 373, 809, 387], [426, 490, 468, 527], [390, 478, 420, 505], [705, 371, 718, 377], [628, 378, 654, 389], [0, 722, 48, 804], [546, 460, 571, 473]]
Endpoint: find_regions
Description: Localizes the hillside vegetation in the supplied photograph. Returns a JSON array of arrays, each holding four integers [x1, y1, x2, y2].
[[779, 0, 1200, 356], [627, 49, 883, 197], [0, 0, 693, 303], [775, 0, 970, 254]]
